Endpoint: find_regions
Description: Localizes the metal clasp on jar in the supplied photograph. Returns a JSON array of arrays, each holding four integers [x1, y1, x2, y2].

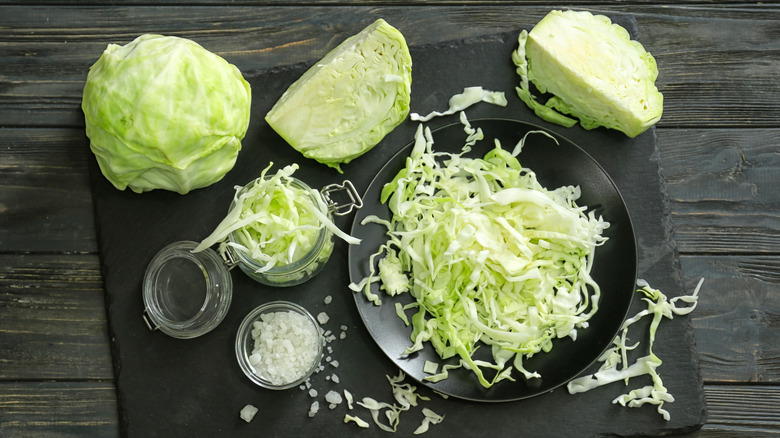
[[320, 180, 363, 216]]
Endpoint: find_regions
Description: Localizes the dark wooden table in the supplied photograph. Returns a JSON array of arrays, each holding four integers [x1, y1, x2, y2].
[[1, 2, 778, 437]]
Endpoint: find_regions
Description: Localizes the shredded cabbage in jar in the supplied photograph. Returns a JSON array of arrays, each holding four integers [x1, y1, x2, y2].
[[193, 163, 359, 272], [351, 113, 610, 387]]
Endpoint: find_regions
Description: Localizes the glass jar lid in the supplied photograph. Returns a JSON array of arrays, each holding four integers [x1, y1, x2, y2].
[[142, 240, 233, 339]]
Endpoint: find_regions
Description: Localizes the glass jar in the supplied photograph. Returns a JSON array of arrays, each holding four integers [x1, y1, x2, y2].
[[142, 240, 233, 339], [224, 177, 335, 287], [235, 301, 324, 390], [140, 178, 361, 339]]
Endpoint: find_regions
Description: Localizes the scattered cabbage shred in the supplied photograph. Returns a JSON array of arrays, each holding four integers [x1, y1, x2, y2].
[[410, 86, 507, 122], [567, 278, 704, 420], [352, 114, 610, 387], [348, 372, 443, 434], [512, 10, 663, 138]]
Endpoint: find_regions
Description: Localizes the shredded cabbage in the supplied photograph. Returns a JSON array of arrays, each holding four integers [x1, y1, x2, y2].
[[410, 87, 507, 122], [414, 408, 444, 435], [352, 114, 610, 387], [344, 414, 370, 428], [353, 372, 440, 433], [193, 163, 359, 272], [567, 278, 704, 420]]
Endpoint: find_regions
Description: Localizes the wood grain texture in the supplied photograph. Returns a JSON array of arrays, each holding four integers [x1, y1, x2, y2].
[[0, 3, 778, 437], [659, 128, 780, 255], [0, 381, 119, 438], [0, 128, 98, 254], [0, 254, 113, 380], [682, 255, 780, 384], [1, 6, 779, 128], [696, 384, 780, 436]]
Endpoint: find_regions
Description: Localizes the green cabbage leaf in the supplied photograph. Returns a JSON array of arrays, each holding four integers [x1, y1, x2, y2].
[[265, 19, 412, 173], [513, 10, 663, 138], [82, 34, 251, 194]]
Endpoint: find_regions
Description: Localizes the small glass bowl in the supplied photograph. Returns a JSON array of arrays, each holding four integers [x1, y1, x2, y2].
[[235, 301, 324, 390], [226, 177, 335, 287], [142, 241, 233, 339]]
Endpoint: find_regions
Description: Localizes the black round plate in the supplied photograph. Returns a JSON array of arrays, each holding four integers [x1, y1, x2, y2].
[[348, 119, 637, 402]]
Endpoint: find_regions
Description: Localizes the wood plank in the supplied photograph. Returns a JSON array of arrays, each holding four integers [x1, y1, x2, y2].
[[1, 1, 771, 6], [0, 128, 98, 254], [697, 384, 780, 436], [0, 254, 114, 380], [681, 255, 780, 384], [0, 381, 119, 438], [659, 129, 780, 255], [1, 6, 779, 127]]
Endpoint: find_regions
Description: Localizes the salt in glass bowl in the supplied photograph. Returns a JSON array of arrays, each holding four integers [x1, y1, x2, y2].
[[235, 301, 324, 390]]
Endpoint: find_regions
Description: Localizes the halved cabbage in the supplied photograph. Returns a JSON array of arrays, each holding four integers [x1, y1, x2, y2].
[[265, 19, 412, 172], [513, 10, 663, 138], [82, 34, 251, 194]]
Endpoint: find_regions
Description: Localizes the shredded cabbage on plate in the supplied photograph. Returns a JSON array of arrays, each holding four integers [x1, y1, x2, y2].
[[351, 114, 610, 387]]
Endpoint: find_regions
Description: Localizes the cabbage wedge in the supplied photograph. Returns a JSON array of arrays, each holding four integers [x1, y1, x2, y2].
[[513, 10, 663, 138], [266, 19, 412, 172]]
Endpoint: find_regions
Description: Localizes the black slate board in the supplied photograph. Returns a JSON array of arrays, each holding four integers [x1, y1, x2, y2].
[[90, 18, 706, 438]]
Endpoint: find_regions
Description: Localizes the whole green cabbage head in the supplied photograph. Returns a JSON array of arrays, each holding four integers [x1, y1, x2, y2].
[[265, 19, 412, 173], [513, 10, 663, 138], [82, 34, 251, 194]]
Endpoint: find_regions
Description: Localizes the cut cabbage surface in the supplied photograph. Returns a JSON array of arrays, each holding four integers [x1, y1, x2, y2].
[[513, 10, 663, 138], [266, 19, 412, 172]]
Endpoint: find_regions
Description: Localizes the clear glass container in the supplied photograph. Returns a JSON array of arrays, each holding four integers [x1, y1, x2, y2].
[[224, 177, 334, 287], [235, 301, 324, 390], [140, 178, 361, 339], [142, 241, 233, 339]]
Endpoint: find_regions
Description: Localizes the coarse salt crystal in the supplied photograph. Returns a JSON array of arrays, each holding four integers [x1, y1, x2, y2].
[[240, 404, 258, 423], [317, 312, 330, 324], [249, 311, 320, 386], [325, 390, 343, 405], [308, 401, 319, 418]]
